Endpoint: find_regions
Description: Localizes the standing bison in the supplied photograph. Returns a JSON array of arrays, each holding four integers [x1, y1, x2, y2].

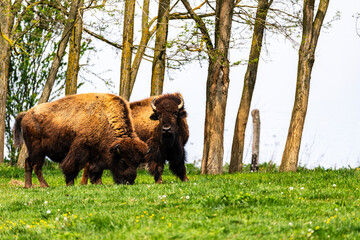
[[82, 93, 189, 184], [13, 93, 148, 188]]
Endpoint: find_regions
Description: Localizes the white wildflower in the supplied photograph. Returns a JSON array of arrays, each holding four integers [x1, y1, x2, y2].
[[333, 184, 336, 187], [44, 201, 48, 205], [46, 210, 51, 214], [185, 195, 190, 200], [289, 222, 293, 227], [289, 187, 294, 191], [159, 195, 167, 200]]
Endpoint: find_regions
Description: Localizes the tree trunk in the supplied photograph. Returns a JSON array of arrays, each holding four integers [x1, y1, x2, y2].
[[129, 0, 151, 97], [150, 0, 170, 96], [119, 0, 135, 100], [280, 0, 329, 172], [201, 0, 234, 174], [251, 109, 260, 172], [229, 0, 272, 173], [38, 0, 81, 104], [0, 0, 11, 163], [65, 0, 84, 95], [17, 0, 81, 167]]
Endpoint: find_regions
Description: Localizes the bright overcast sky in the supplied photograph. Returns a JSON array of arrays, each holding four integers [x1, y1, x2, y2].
[[79, 1, 360, 169]]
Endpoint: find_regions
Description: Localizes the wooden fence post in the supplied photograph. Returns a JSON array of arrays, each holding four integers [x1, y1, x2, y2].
[[251, 109, 260, 172]]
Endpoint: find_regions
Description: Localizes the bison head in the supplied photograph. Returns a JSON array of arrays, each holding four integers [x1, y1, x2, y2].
[[150, 94, 187, 146], [110, 137, 148, 184]]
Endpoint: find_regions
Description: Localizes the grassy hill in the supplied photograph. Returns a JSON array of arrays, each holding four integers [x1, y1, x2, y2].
[[0, 164, 359, 239]]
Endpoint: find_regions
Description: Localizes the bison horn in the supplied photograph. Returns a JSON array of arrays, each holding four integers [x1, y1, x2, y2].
[[114, 144, 121, 155], [177, 94, 184, 110], [151, 97, 157, 111]]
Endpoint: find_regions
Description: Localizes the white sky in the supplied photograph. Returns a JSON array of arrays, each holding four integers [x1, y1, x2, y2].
[[78, 1, 360, 169]]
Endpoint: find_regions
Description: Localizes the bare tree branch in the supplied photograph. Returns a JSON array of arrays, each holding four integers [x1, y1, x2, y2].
[[180, 0, 213, 52], [84, 28, 123, 49]]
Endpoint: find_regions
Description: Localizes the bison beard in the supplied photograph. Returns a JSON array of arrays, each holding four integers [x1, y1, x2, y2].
[[81, 93, 190, 184], [13, 93, 148, 188]]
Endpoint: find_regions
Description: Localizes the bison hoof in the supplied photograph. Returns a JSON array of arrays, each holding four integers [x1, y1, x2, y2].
[[40, 183, 49, 188], [156, 179, 163, 184], [80, 180, 88, 185]]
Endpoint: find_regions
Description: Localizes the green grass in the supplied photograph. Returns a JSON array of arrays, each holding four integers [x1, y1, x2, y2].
[[1, 163, 360, 239]]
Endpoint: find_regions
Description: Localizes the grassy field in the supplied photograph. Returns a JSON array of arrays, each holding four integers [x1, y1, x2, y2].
[[0, 163, 359, 239]]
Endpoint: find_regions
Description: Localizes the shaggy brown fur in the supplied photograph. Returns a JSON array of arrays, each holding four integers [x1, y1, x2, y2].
[[81, 93, 189, 184], [138, 93, 189, 183], [13, 93, 148, 188]]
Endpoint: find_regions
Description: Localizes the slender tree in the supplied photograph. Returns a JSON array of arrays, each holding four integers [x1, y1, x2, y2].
[[119, 0, 135, 100], [0, 0, 13, 163], [38, 0, 81, 104], [151, 0, 171, 96], [65, 0, 84, 95], [181, 0, 235, 174], [129, 0, 152, 97], [229, 0, 273, 173], [280, 0, 330, 172], [17, 0, 83, 167]]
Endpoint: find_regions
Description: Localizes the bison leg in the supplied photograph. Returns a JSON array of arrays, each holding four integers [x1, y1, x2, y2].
[[33, 164, 49, 188], [88, 164, 103, 185], [61, 149, 87, 186], [25, 153, 49, 188], [148, 161, 164, 184], [80, 162, 89, 185], [169, 154, 188, 182], [24, 157, 33, 188]]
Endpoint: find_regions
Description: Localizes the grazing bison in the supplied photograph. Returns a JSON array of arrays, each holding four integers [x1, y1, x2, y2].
[[13, 93, 148, 188], [82, 93, 189, 184]]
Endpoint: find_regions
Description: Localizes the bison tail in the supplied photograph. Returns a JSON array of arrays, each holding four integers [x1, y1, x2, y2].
[[13, 112, 27, 148]]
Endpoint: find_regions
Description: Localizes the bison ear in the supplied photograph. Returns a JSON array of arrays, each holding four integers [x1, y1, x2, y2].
[[111, 144, 121, 155], [178, 109, 187, 118], [150, 112, 159, 121]]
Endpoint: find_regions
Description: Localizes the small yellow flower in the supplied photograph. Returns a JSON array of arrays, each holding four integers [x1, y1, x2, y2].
[[168, 222, 172, 227], [89, 213, 93, 216], [141, 215, 144, 218], [161, 217, 165, 219], [315, 226, 319, 230], [136, 220, 139, 223]]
